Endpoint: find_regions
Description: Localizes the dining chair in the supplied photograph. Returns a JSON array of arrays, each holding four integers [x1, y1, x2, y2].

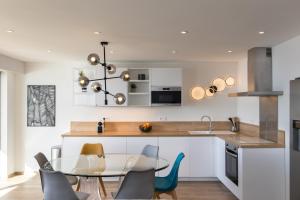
[[79, 143, 107, 196], [154, 152, 185, 200], [112, 169, 155, 199], [39, 169, 89, 200], [34, 152, 78, 189], [141, 144, 159, 158]]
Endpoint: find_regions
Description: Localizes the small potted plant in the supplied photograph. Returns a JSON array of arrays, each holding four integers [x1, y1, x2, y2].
[[130, 83, 137, 93]]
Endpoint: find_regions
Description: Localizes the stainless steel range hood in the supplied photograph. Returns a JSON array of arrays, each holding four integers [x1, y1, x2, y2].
[[229, 47, 283, 97]]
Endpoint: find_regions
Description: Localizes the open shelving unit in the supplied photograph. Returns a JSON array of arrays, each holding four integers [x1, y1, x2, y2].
[[127, 68, 151, 106]]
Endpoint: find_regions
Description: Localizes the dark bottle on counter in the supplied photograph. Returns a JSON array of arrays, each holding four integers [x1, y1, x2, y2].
[[97, 121, 103, 133]]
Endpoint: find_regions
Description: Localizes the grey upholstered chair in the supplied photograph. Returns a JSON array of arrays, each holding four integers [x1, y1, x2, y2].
[[141, 145, 159, 158], [112, 169, 155, 199], [39, 169, 89, 200], [34, 152, 78, 186]]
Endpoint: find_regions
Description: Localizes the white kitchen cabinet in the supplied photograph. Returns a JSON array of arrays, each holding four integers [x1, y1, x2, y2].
[[126, 137, 158, 154], [189, 137, 215, 177], [62, 137, 126, 157], [158, 137, 189, 177], [150, 68, 182, 87]]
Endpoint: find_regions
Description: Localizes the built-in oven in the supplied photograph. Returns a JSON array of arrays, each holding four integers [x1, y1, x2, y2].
[[151, 86, 181, 106], [225, 142, 238, 185]]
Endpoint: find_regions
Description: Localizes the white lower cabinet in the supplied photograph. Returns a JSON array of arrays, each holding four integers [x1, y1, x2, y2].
[[126, 137, 158, 154], [62, 137, 126, 157], [158, 137, 190, 177], [189, 137, 215, 177]]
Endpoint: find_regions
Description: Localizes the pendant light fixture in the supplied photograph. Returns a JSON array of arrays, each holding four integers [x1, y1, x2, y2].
[[78, 41, 130, 105]]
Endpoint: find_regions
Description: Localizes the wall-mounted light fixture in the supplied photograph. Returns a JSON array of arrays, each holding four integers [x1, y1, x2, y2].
[[191, 76, 235, 101], [78, 41, 130, 105], [191, 86, 205, 100]]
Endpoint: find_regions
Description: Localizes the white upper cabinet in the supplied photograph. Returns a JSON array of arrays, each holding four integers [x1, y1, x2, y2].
[[73, 67, 182, 106], [150, 68, 182, 87]]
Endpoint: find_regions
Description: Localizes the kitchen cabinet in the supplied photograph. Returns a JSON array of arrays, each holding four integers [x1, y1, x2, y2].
[[62, 137, 126, 157], [150, 68, 182, 87], [126, 137, 158, 154], [158, 137, 189, 177], [189, 137, 215, 177]]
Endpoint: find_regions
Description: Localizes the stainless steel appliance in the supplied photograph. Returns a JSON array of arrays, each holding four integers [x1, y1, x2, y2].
[[290, 79, 300, 200], [229, 47, 283, 142], [151, 86, 181, 106], [225, 142, 238, 185]]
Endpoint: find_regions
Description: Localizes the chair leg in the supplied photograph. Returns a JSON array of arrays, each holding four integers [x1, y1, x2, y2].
[[98, 177, 107, 197], [76, 178, 81, 191], [170, 190, 178, 200], [154, 192, 160, 199]]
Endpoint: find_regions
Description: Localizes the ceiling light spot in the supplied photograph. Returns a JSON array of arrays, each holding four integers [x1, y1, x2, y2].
[[258, 31, 265, 35], [47, 50, 52, 53], [93, 31, 101, 35], [172, 50, 177, 54], [109, 50, 114, 54], [180, 30, 189, 35], [227, 50, 233, 53], [6, 29, 15, 33]]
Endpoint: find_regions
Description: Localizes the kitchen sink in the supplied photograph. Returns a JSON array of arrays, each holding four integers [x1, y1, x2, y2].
[[188, 131, 212, 135]]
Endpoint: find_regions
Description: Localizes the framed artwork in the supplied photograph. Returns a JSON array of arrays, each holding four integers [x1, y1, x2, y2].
[[27, 85, 56, 127]]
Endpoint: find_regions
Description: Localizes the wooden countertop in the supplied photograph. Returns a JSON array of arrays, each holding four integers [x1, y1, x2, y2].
[[61, 130, 284, 148]]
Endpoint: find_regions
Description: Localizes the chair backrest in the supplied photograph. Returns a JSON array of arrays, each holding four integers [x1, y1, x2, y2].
[[141, 145, 159, 158], [39, 169, 79, 200], [114, 169, 155, 199], [34, 152, 53, 170], [80, 143, 105, 157], [167, 152, 185, 190]]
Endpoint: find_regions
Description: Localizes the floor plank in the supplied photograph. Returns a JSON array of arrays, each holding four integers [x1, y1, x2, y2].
[[0, 174, 238, 200]]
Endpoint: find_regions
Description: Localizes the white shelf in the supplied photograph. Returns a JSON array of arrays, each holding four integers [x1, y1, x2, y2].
[[128, 92, 149, 95], [129, 80, 149, 83]]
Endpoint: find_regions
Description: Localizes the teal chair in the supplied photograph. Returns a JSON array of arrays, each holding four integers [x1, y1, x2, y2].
[[154, 152, 185, 199]]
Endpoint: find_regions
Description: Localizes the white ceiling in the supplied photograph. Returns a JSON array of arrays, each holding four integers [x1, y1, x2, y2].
[[0, 0, 300, 63]]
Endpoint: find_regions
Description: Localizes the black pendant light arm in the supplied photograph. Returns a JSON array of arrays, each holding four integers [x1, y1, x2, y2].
[[89, 76, 121, 82], [102, 42, 108, 105]]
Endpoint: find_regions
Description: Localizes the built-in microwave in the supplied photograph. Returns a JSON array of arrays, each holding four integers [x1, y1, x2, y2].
[[151, 86, 181, 106]]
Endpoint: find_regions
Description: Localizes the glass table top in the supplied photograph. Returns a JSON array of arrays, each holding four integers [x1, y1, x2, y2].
[[50, 154, 169, 177]]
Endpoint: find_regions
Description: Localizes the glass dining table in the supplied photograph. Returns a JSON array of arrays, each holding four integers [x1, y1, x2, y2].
[[50, 154, 169, 200]]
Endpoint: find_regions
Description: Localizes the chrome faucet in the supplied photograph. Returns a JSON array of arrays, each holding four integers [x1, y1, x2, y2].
[[201, 115, 212, 132]]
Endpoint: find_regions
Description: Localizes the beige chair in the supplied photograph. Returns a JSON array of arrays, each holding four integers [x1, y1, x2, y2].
[[78, 143, 107, 197]]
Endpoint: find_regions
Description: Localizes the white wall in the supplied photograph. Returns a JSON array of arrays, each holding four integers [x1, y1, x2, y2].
[[15, 61, 238, 171], [272, 35, 300, 200], [0, 54, 24, 179]]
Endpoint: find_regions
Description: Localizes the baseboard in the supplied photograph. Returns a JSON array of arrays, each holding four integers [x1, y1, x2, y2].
[[178, 177, 219, 181], [8, 171, 24, 178]]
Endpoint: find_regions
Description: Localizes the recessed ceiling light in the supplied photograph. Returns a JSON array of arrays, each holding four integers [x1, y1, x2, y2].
[[93, 31, 101, 35], [258, 31, 265, 35], [172, 50, 177, 54], [47, 50, 52, 53], [180, 30, 189, 35], [227, 50, 233, 53], [6, 29, 15, 33], [109, 50, 114, 54]]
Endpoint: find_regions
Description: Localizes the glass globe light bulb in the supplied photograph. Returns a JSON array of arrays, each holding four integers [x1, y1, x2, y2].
[[212, 78, 226, 91], [114, 93, 126, 105], [225, 76, 235, 86], [91, 82, 102, 93], [87, 53, 100, 65], [107, 64, 116, 74], [120, 71, 130, 81], [78, 75, 90, 87]]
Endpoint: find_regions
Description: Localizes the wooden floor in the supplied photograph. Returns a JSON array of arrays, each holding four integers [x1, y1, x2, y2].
[[0, 174, 238, 200]]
